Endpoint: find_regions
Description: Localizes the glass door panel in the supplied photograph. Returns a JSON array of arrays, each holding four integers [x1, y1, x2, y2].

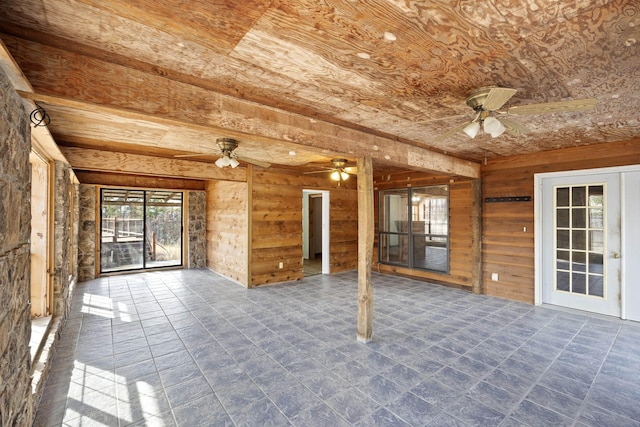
[[101, 189, 145, 272], [145, 191, 183, 268], [100, 188, 183, 273]]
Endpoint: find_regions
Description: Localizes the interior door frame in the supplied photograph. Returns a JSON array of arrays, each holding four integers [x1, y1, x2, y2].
[[302, 189, 330, 274], [534, 164, 640, 318]]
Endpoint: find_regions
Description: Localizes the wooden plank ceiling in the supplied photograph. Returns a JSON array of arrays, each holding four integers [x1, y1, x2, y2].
[[0, 0, 638, 178]]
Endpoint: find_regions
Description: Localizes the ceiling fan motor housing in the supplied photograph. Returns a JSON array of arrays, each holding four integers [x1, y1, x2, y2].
[[217, 137, 238, 155], [465, 86, 495, 110], [331, 158, 348, 169]]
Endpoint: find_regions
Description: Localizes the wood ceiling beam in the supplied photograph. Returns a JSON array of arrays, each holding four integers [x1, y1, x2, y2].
[[7, 36, 480, 178], [60, 147, 247, 182]]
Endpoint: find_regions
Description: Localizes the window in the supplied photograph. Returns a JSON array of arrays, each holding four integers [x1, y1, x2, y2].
[[100, 188, 183, 273], [379, 185, 449, 272]]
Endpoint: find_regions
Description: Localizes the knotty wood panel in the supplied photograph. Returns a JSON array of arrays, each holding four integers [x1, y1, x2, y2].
[[61, 147, 246, 181], [481, 138, 640, 303], [74, 171, 205, 190], [3, 35, 479, 178], [206, 180, 248, 286], [250, 168, 358, 286], [373, 173, 475, 289]]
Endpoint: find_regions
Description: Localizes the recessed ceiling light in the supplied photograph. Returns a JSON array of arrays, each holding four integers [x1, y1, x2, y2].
[[357, 52, 371, 60], [177, 42, 185, 48], [289, 151, 296, 156], [383, 32, 397, 42]]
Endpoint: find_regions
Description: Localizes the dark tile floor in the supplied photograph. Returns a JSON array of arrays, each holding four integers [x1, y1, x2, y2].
[[34, 269, 640, 426]]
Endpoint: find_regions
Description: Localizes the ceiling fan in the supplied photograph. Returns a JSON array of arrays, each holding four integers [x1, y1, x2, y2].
[[175, 137, 271, 168], [437, 86, 597, 141], [304, 158, 357, 185]]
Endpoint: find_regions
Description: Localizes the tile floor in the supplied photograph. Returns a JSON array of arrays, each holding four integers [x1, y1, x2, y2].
[[303, 256, 323, 277], [34, 269, 640, 426]]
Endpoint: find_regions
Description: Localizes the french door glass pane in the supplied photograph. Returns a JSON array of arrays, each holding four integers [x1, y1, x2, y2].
[[572, 187, 586, 206], [557, 187, 570, 206], [572, 208, 586, 228], [557, 208, 569, 228]]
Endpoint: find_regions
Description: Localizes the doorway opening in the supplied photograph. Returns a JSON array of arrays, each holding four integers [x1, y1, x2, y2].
[[100, 188, 184, 273], [302, 190, 330, 276]]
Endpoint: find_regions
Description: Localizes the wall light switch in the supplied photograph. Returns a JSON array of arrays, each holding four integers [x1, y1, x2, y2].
[[278, 261, 284, 269]]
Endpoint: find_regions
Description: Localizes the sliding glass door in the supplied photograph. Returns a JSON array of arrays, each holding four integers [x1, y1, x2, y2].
[[100, 188, 183, 273]]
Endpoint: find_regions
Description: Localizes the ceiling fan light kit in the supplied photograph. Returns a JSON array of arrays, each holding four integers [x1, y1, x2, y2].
[[304, 158, 357, 185], [438, 86, 597, 141], [208, 137, 271, 169], [330, 170, 350, 181], [483, 116, 506, 138], [215, 154, 239, 168], [463, 121, 481, 138]]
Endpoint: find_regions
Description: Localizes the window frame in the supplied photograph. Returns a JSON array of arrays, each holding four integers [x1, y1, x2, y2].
[[99, 187, 184, 274], [378, 185, 450, 273]]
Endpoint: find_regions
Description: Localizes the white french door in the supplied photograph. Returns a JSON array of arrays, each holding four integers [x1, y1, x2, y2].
[[539, 172, 621, 317]]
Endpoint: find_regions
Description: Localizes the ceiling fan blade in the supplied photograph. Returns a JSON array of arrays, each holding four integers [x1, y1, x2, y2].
[[174, 153, 210, 158], [483, 87, 518, 111], [302, 169, 333, 175], [435, 120, 474, 141], [499, 117, 530, 136], [506, 98, 597, 115], [415, 113, 468, 124], [344, 166, 358, 174], [236, 156, 270, 168]]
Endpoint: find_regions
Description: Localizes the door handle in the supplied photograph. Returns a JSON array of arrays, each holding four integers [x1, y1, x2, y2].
[[612, 252, 620, 259]]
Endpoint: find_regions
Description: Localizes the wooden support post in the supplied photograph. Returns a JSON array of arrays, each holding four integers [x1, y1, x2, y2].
[[471, 179, 483, 294], [357, 156, 374, 343]]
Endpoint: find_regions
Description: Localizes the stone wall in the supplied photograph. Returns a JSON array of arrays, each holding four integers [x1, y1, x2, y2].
[[0, 65, 33, 426], [188, 190, 206, 268], [52, 161, 77, 318], [78, 184, 96, 281]]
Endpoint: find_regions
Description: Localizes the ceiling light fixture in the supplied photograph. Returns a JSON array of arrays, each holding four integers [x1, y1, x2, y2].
[[462, 115, 506, 139], [215, 153, 240, 168], [330, 170, 349, 181], [215, 155, 231, 168], [463, 121, 480, 138], [483, 116, 506, 137]]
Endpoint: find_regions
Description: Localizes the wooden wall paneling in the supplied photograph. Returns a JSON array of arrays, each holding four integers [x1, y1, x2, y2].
[[206, 180, 248, 286], [251, 169, 304, 285], [480, 138, 640, 304], [249, 167, 358, 286]]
